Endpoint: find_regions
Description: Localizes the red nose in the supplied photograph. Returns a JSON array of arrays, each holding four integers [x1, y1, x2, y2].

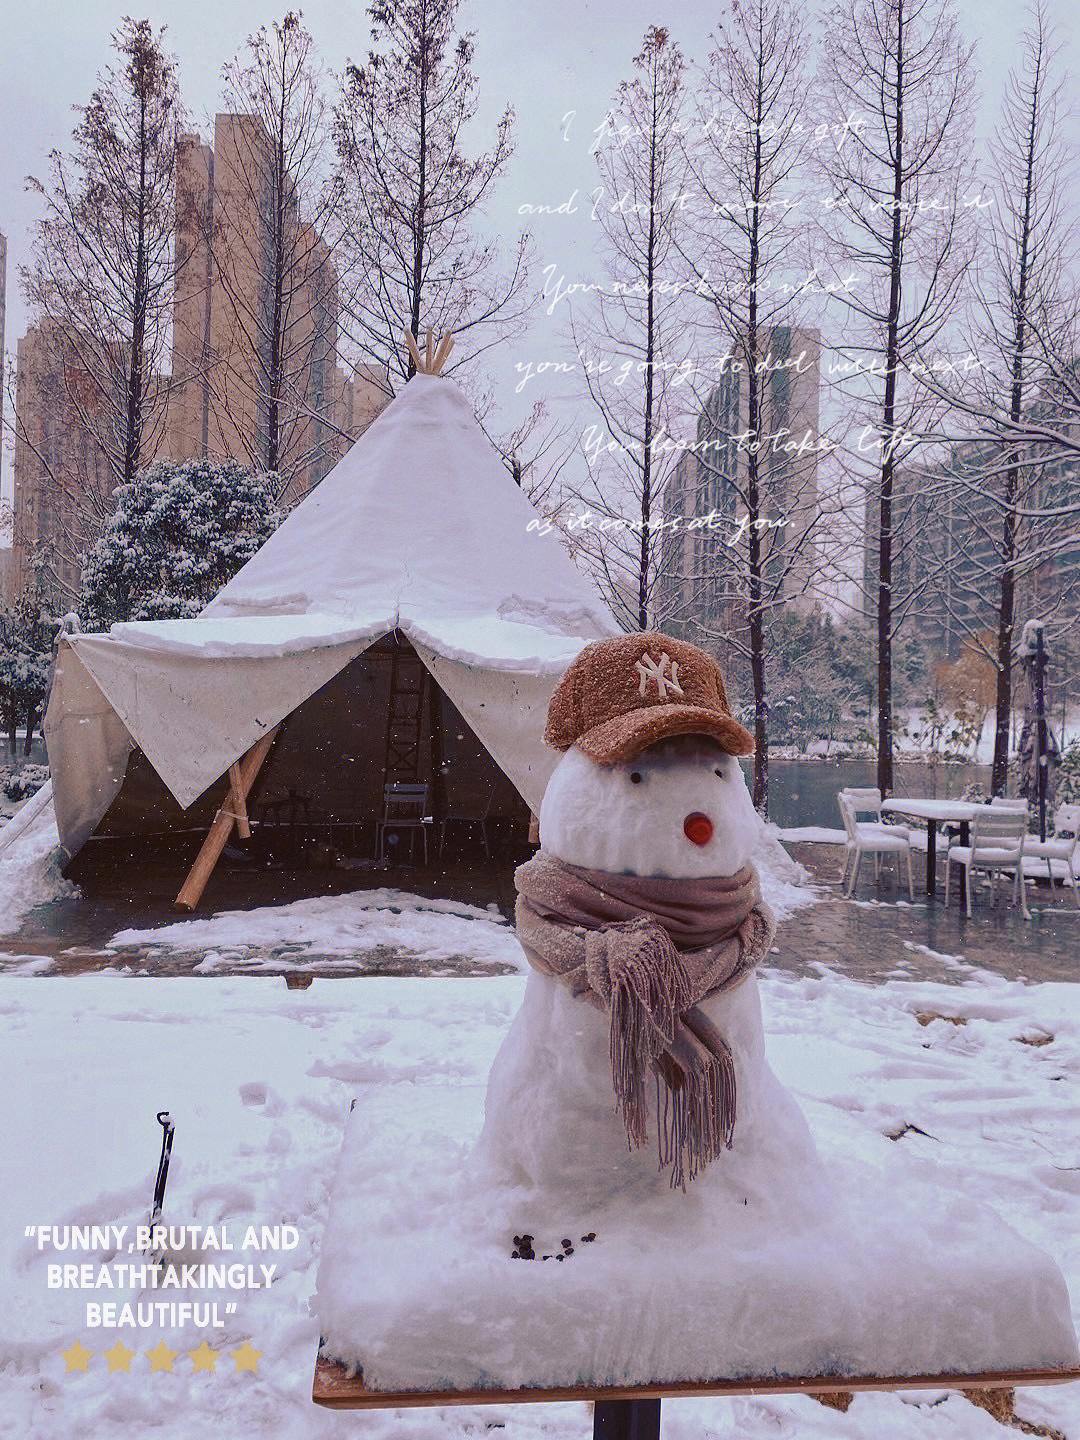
[[683, 812, 714, 846]]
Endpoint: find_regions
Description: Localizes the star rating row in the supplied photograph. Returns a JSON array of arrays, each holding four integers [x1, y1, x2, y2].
[[61, 1339, 261, 1374]]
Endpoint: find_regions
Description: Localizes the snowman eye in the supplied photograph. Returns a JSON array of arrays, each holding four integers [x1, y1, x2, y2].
[[630, 771, 643, 784], [714, 766, 724, 778]]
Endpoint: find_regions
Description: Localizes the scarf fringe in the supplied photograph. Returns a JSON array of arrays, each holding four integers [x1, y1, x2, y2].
[[607, 923, 692, 1151], [655, 1045, 737, 1191]]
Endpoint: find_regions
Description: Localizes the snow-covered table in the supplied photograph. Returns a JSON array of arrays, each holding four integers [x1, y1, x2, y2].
[[880, 799, 984, 894], [310, 1349, 1080, 1418], [313, 1093, 1080, 1435]]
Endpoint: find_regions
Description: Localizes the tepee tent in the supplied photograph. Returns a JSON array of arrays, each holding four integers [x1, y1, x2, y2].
[[45, 355, 619, 902]]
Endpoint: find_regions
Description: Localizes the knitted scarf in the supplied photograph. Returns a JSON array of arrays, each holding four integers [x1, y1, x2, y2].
[[515, 851, 776, 1189]]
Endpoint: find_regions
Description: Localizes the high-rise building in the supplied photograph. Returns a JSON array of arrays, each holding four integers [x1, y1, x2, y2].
[[0, 230, 9, 605], [11, 320, 120, 604], [660, 325, 822, 637], [864, 414, 1080, 664], [0, 546, 13, 607], [170, 115, 387, 503], [13, 113, 389, 606], [0, 229, 6, 465]]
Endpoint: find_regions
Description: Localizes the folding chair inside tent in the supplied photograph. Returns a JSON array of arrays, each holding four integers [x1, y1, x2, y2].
[[376, 782, 431, 865]]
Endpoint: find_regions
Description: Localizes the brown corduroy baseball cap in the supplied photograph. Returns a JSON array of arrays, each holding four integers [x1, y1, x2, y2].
[[545, 632, 754, 764]]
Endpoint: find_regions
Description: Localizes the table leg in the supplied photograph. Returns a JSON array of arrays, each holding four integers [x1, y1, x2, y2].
[[593, 1399, 661, 1440], [926, 821, 937, 895]]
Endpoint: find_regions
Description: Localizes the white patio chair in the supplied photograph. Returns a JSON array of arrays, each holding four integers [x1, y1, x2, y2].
[[945, 810, 1030, 920], [942, 795, 1026, 867], [837, 788, 911, 883], [1021, 802, 1080, 908], [838, 792, 915, 900], [839, 787, 911, 828]]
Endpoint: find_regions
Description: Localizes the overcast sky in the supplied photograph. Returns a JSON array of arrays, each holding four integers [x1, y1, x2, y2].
[[2, 0, 1079, 512]]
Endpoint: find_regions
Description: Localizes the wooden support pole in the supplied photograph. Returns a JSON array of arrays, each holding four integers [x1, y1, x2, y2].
[[404, 329, 424, 373], [174, 727, 280, 912], [404, 327, 454, 375], [228, 763, 251, 839], [432, 334, 454, 373]]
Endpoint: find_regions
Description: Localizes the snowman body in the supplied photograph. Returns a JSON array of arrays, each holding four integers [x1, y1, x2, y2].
[[475, 737, 825, 1210]]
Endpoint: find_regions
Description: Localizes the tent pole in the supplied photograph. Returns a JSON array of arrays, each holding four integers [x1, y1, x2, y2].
[[174, 726, 280, 911], [228, 763, 252, 839]]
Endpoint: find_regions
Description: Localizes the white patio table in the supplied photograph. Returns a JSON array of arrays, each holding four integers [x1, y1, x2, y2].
[[880, 798, 985, 895]]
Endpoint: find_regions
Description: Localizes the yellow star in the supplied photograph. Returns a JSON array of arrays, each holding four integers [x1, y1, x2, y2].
[[230, 1340, 262, 1373], [188, 1341, 219, 1373], [104, 1340, 135, 1373], [61, 1340, 92, 1373], [146, 1340, 178, 1373]]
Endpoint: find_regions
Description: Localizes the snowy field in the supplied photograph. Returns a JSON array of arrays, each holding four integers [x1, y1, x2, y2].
[[2, 798, 1078, 1435], [1, 965, 1077, 1440]]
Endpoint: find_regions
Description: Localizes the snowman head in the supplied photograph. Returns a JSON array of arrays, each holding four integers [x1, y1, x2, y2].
[[539, 733, 764, 879]]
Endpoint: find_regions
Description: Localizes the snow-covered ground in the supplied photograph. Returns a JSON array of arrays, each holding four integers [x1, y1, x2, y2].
[[1, 965, 1077, 1440], [109, 890, 527, 976], [0, 793, 77, 937]]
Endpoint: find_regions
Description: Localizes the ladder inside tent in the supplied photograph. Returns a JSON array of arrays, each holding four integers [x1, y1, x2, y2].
[[383, 636, 428, 785], [380, 634, 444, 859]]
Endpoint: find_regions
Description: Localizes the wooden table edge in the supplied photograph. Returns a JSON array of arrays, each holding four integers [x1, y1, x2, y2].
[[311, 1350, 1080, 1409]]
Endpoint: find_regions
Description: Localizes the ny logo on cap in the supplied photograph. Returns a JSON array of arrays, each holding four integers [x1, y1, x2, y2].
[[635, 651, 684, 700]]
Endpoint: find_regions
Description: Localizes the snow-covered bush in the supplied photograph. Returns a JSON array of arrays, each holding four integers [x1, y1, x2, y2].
[[1057, 740, 1080, 807], [79, 458, 283, 631], [902, 693, 983, 762], [0, 586, 53, 756], [2, 763, 50, 803]]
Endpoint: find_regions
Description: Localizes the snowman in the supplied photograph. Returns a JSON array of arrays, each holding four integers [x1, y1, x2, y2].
[[475, 632, 824, 1211], [315, 631, 1080, 1394]]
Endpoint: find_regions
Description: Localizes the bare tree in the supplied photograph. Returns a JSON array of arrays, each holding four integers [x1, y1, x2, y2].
[[820, 0, 976, 794], [671, 0, 818, 811], [912, 4, 1076, 794], [22, 18, 182, 491], [481, 398, 577, 507], [333, 0, 528, 385], [568, 26, 689, 632], [204, 13, 341, 496]]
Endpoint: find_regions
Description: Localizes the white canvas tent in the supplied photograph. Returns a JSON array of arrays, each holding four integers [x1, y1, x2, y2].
[[45, 370, 619, 885]]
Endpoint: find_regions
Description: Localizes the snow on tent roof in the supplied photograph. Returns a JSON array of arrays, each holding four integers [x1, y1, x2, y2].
[[203, 372, 617, 649]]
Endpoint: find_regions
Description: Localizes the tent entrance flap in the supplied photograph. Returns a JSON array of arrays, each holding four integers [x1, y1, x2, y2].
[[68, 635, 538, 895]]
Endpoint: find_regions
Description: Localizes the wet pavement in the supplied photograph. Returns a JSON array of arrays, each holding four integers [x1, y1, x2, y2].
[[773, 843, 1079, 986], [1, 843, 1077, 985]]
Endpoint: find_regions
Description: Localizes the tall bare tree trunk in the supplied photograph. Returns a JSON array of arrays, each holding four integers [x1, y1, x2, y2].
[[746, 82, 768, 811], [334, 0, 523, 386], [823, 0, 973, 799], [875, 1, 906, 798], [991, 49, 1038, 796], [639, 71, 660, 631]]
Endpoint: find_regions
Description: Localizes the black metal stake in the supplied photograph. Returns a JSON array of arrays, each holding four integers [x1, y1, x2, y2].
[[147, 1111, 175, 1263], [593, 1399, 662, 1440]]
